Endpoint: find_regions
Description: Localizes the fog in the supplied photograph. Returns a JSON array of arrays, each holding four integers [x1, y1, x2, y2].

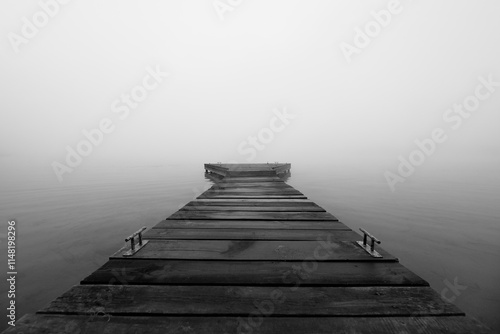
[[1, 2, 500, 331], [1, 0, 499, 187]]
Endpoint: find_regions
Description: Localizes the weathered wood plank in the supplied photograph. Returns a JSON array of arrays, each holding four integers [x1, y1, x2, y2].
[[81, 260, 428, 286], [211, 182, 291, 188], [110, 239, 396, 260], [143, 228, 357, 240], [205, 163, 289, 177], [217, 177, 282, 182], [227, 171, 278, 177], [185, 200, 317, 206], [167, 211, 337, 221], [212, 180, 289, 184], [7, 314, 492, 334], [197, 195, 308, 199], [215, 165, 282, 170], [200, 192, 305, 197], [203, 187, 301, 192], [208, 186, 297, 191], [207, 163, 290, 169], [190, 199, 316, 205], [180, 205, 325, 212], [39, 285, 463, 317], [153, 220, 350, 230]]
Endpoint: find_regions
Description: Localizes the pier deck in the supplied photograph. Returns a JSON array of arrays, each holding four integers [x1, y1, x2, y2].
[[3, 163, 491, 333]]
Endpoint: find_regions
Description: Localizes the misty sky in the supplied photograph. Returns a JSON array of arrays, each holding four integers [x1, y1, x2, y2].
[[1, 0, 499, 185]]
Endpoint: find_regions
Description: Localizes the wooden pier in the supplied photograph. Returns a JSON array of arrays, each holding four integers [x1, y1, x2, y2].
[[4, 163, 491, 333]]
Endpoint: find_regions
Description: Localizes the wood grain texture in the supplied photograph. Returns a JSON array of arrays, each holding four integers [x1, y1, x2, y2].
[[215, 177, 282, 182], [167, 211, 337, 221], [189, 199, 316, 205], [180, 205, 325, 212], [153, 219, 350, 230], [204, 188, 302, 194], [227, 171, 279, 177], [143, 228, 358, 240], [39, 285, 463, 317], [210, 182, 292, 188], [81, 260, 428, 286], [110, 239, 397, 261], [197, 195, 308, 199], [207, 163, 289, 169], [7, 314, 492, 334]]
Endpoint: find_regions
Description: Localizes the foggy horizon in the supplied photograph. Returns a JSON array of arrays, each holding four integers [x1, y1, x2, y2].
[[1, 0, 499, 188]]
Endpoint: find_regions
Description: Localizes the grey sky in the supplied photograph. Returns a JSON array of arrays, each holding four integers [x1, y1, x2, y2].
[[1, 0, 499, 185]]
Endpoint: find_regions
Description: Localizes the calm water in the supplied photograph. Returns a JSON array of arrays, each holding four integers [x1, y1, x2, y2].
[[1, 163, 499, 332]]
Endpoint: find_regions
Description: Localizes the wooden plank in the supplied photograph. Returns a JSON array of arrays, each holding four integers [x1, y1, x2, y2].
[[167, 211, 337, 221], [153, 220, 351, 230], [9, 314, 492, 334], [197, 195, 308, 199], [209, 186, 296, 190], [209, 163, 290, 169], [220, 164, 285, 169], [39, 285, 463, 316], [221, 166, 280, 171], [212, 180, 288, 184], [217, 177, 282, 182], [199, 192, 305, 197], [210, 185, 294, 190], [200, 193, 306, 198], [201, 189, 304, 195], [219, 166, 282, 170], [179, 205, 325, 212], [186, 199, 318, 207], [227, 171, 277, 177], [212, 182, 297, 190], [211, 182, 291, 188], [143, 228, 356, 240], [110, 239, 396, 260], [204, 187, 301, 192], [81, 260, 428, 286], [205, 165, 228, 171], [192, 199, 315, 204]]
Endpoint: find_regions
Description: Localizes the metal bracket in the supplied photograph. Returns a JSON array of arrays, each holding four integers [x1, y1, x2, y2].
[[356, 228, 382, 258], [123, 226, 149, 257]]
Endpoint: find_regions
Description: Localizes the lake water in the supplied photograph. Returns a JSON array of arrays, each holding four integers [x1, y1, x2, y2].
[[1, 163, 499, 332]]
